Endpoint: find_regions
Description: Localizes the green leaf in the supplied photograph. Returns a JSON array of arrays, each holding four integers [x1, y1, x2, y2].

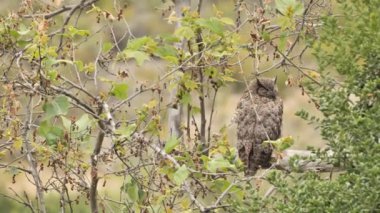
[[179, 92, 191, 105], [17, 40, 29, 48], [220, 75, 237, 82], [18, 24, 30, 35], [74, 60, 84, 72], [262, 31, 271, 42], [125, 180, 139, 202], [43, 96, 70, 119], [9, 30, 20, 38], [61, 115, 93, 140], [115, 124, 136, 139], [264, 136, 294, 152], [102, 42, 113, 52], [13, 137, 23, 151], [163, 56, 179, 65], [205, 67, 217, 78], [293, 2, 304, 16], [211, 179, 231, 193], [123, 50, 150, 66], [174, 26, 195, 40], [67, 26, 90, 37], [276, 16, 294, 30], [181, 73, 198, 90], [164, 136, 180, 154], [173, 165, 189, 185], [275, 0, 289, 14], [47, 69, 58, 81], [278, 32, 287, 51], [275, 0, 304, 17], [160, 34, 180, 43], [44, 57, 57, 68], [38, 121, 64, 146], [127, 36, 156, 51], [196, 18, 225, 36], [155, 45, 177, 58], [83, 63, 95, 73], [207, 156, 235, 173], [154, 45, 179, 64], [61, 116, 72, 131], [111, 83, 129, 99], [190, 106, 201, 115], [184, 79, 198, 90], [75, 114, 92, 133]]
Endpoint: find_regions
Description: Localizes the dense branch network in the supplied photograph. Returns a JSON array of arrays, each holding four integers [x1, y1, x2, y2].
[[0, 0, 334, 212]]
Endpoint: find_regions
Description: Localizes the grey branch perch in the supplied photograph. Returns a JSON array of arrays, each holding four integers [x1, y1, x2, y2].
[[274, 149, 342, 172]]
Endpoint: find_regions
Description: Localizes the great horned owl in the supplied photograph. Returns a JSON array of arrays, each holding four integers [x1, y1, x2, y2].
[[235, 77, 283, 175]]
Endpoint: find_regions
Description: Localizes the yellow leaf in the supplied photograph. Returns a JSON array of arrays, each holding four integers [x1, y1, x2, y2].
[[144, 100, 158, 109], [221, 75, 237, 82], [0, 150, 7, 159], [13, 137, 23, 150], [181, 198, 191, 209], [308, 71, 320, 78], [166, 11, 179, 24], [39, 34, 49, 45], [5, 129, 12, 139]]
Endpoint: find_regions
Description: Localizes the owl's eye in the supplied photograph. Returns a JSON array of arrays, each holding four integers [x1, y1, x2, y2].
[[260, 85, 269, 91]]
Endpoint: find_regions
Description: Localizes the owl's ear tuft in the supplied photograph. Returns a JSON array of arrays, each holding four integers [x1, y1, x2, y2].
[[257, 78, 263, 87], [274, 76, 277, 83]]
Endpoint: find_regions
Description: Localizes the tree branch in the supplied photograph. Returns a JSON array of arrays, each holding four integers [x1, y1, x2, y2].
[[57, 0, 99, 52], [274, 149, 342, 172], [23, 0, 97, 19], [22, 96, 46, 213], [90, 101, 114, 213], [90, 105, 105, 213]]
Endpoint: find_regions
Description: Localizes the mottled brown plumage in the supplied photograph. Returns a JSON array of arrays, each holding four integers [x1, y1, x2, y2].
[[235, 77, 283, 175]]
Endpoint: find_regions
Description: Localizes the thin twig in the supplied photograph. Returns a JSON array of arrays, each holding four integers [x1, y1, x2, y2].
[[57, 0, 99, 52], [207, 88, 218, 143]]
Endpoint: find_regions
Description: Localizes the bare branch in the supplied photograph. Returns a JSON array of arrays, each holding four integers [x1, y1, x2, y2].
[[23, 0, 98, 20], [22, 96, 46, 213], [90, 101, 114, 213], [275, 49, 321, 86], [90, 105, 106, 213], [57, 0, 99, 52], [0, 192, 35, 212], [50, 85, 99, 119], [274, 149, 342, 172]]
